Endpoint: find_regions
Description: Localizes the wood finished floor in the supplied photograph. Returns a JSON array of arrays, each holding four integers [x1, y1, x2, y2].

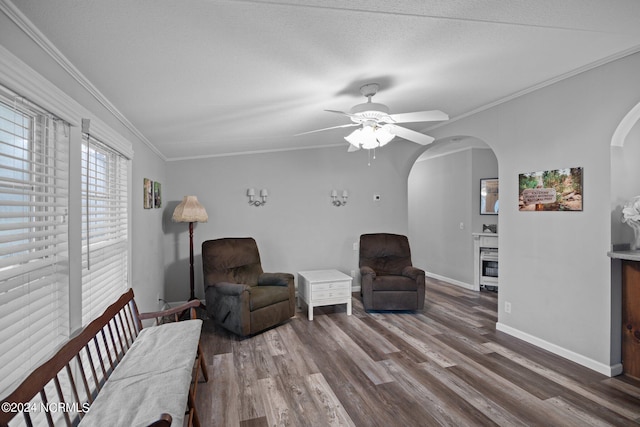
[[194, 278, 640, 426]]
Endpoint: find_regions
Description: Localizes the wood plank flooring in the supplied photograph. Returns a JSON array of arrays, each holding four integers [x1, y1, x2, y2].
[[194, 277, 640, 426]]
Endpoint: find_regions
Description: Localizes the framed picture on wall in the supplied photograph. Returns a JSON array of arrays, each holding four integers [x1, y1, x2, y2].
[[154, 181, 161, 208], [518, 167, 583, 211], [480, 178, 499, 215], [143, 178, 153, 209]]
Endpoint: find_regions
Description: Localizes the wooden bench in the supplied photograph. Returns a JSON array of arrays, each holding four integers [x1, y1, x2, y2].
[[0, 289, 208, 427]]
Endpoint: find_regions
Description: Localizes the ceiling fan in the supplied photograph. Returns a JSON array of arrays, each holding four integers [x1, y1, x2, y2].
[[298, 83, 448, 152]]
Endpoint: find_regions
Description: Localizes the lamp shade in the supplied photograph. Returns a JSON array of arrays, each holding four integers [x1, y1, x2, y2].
[[172, 196, 208, 223]]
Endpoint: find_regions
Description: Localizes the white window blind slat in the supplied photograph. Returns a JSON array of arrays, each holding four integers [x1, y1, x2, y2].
[[0, 93, 69, 399], [0, 243, 68, 270], [0, 250, 68, 283], [0, 269, 66, 304]]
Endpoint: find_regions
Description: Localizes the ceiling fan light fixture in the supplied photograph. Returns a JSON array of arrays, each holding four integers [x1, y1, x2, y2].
[[306, 82, 446, 155], [344, 128, 362, 147], [360, 125, 379, 149], [349, 102, 390, 117], [375, 125, 395, 146]]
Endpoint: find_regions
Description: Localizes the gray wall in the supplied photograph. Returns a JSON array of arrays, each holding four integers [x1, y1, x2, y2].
[[163, 143, 422, 302], [408, 147, 498, 287], [426, 51, 640, 374], [130, 145, 166, 312]]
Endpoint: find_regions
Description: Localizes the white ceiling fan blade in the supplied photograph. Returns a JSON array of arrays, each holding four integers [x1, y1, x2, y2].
[[294, 123, 359, 136], [387, 125, 435, 145], [386, 110, 449, 123], [347, 143, 360, 152], [325, 109, 354, 118]]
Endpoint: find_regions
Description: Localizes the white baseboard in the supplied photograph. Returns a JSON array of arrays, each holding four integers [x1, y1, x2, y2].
[[496, 322, 623, 377], [425, 272, 475, 291]]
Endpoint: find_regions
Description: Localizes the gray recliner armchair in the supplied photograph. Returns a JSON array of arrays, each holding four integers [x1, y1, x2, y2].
[[202, 237, 295, 336], [359, 233, 425, 311]]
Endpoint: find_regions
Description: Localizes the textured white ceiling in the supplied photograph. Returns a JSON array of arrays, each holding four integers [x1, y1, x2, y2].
[[10, 0, 640, 159]]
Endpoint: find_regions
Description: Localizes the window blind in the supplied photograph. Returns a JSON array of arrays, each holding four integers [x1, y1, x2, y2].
[[0, 94, 70, 399], [81, 134, 128, 325]]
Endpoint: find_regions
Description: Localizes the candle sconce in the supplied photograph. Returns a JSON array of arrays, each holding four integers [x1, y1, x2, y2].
[[247, 188, 268, 206], [331, 190, 348, 207]]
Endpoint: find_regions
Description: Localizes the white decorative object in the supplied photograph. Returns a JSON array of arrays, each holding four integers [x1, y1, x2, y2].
[[622, 195, 640, 250], [297, 270, 352, 320]]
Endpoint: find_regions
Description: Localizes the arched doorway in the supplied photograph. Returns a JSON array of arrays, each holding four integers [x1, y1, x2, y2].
[[407, 136, 498, 290]]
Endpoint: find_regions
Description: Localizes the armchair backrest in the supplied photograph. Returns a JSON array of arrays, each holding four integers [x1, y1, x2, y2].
[[359, 233, 413, 275], [202, 237, 264, 287]]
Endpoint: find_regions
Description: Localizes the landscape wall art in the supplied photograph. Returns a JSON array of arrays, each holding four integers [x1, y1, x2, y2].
[[519, 167, 583, 211]]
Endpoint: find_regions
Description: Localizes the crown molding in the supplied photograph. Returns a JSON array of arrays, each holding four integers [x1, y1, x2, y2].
[[0, 0, 166, 161], [166, 142, 346, 162], [427, 44, 640, 133]]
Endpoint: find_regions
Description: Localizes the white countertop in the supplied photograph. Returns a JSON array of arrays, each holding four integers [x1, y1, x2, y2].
[[608, 250, 640, 262], [297, 269, 352, 282]]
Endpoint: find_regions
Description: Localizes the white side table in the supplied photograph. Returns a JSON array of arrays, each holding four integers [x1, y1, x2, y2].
[[297, 270, 352, 320]]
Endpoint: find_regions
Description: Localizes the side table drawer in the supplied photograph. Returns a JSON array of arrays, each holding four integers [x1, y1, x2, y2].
[[313, 281, 350, 292], [313, 287, 351, 300]]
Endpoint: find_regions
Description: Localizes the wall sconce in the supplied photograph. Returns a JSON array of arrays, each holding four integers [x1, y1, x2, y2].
[[247, 188, 268, 206], [331, 190, 348, 207]]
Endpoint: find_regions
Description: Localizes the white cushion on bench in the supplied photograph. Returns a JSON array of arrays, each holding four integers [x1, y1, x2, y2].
[[78, 319, 203, 427]]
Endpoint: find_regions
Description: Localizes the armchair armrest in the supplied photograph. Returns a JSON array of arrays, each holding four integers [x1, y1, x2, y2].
[[212, 281, 251, 296], [402, 266, 425, 280], [258, 272, 294, 287], [138, 299, 200, 324], [360, 266, 376, 279]]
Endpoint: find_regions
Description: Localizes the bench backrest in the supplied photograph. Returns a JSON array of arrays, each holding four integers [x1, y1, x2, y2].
[[0, 289, 144, 427]]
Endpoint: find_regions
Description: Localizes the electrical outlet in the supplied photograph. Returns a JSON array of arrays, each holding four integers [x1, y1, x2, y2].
[[459, 222, 464, 230], [351, 270, 356, 278], [353, 242, 359, 251], [505, 301, 511, 314]]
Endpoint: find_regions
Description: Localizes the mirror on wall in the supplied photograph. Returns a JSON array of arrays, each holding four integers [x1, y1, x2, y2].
[[480, 178, 499, 215]]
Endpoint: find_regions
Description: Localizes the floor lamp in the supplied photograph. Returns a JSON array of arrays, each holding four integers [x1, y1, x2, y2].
[[172, 196, 208, 308]]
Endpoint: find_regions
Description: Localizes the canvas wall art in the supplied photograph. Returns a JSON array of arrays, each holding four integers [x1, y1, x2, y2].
[[154, 181, 161, 208], [519, 167, 583, 211], [143, 178, 153, 209]]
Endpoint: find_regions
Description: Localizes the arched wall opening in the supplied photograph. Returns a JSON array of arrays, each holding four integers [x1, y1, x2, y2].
[[408, 136, 498, 290], [609, 99, 640, 376], [611, 101, 640, 247]]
